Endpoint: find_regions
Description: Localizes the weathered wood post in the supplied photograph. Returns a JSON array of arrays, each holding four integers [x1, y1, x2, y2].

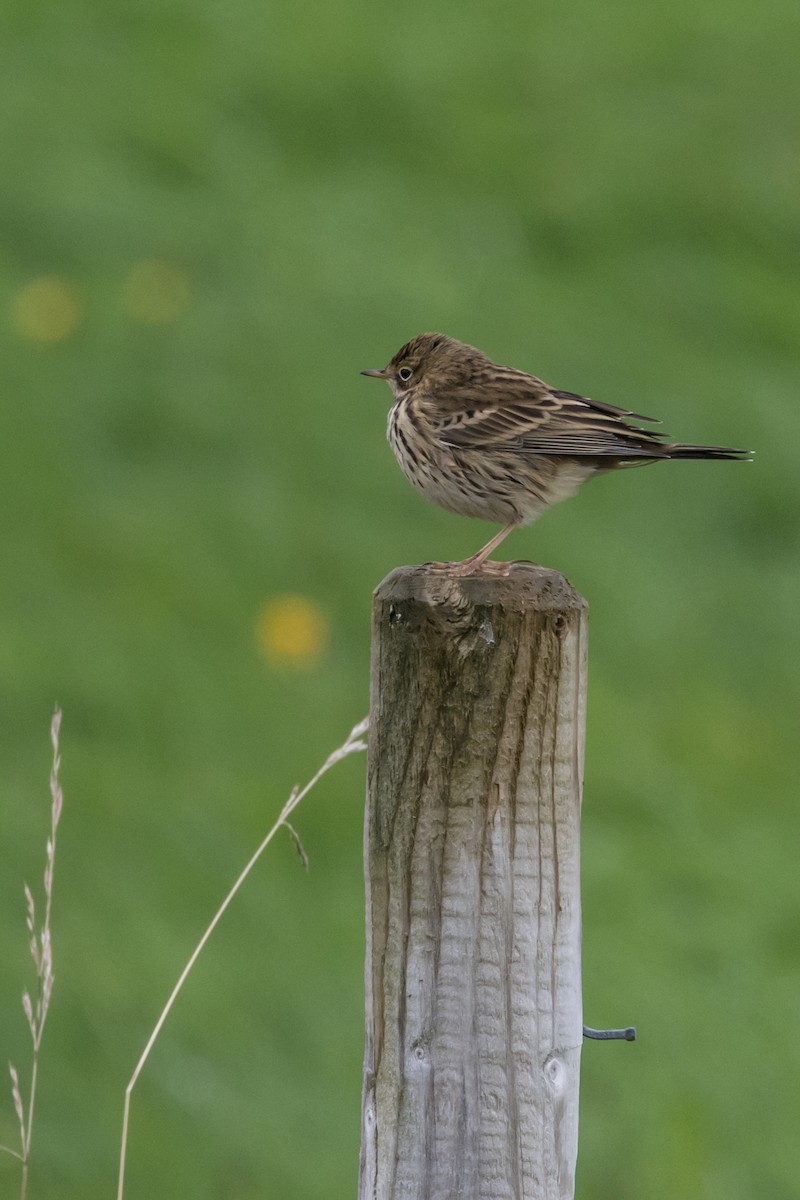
[[360, 563, 587, 1200]]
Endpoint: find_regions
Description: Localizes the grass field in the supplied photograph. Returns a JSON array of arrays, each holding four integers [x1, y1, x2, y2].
[[1, 0, 798, 1196]]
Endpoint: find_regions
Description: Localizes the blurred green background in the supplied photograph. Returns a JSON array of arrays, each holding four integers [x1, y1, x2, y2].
[[1, 0, 797, 1196]]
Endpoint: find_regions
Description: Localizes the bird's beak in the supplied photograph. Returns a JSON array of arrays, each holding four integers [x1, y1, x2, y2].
[[360, 368, 387, 378]]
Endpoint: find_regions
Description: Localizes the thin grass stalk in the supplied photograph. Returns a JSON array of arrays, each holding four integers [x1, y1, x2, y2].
[[2, 708, 63, 1199], [116, 715, 368, 1200]]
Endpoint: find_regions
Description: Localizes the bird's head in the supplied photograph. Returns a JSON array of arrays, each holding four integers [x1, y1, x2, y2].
[[361, 333, 489, 400]]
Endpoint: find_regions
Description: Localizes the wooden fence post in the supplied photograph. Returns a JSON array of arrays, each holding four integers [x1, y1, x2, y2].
[[360, 563, 588, 1200]]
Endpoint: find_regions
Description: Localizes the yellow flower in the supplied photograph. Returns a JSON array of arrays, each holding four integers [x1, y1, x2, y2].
[[255, 596, 329, 669], [12, 277, 81, 342], [122, 260, 189, 324]]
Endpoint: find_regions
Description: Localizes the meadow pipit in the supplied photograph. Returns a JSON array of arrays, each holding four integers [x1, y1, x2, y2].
[[362, 333, 750, 574]]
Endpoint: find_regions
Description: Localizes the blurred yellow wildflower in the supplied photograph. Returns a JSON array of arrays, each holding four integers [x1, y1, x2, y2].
[[12, 277, 81, 342], [122, 260, 189, 323], [256, 595, 330, 668]]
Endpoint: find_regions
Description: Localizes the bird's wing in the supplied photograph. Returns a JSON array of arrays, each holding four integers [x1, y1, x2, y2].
[[435, 377, 669, 458]]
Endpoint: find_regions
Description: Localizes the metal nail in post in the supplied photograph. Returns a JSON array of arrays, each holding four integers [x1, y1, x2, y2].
[[583, 1024, 637, 1042]]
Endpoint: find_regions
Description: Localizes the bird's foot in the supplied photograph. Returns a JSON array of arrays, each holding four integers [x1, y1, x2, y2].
[[423, 557, 513, 577]]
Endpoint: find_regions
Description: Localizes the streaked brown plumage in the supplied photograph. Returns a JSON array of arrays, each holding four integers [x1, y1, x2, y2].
[[362, 333, 751, 574]]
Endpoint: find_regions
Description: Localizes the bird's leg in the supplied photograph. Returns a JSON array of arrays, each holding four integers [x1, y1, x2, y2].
[[451, 522, 519, 576]]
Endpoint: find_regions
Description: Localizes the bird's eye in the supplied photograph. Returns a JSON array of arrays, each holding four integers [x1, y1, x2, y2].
[[398, 366, 413, 382]]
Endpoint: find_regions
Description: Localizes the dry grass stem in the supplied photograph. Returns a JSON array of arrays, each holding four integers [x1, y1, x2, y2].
[[116, 715, 369, 1200], [283, 819, 310, 870], [2, 708, 64, 1199]]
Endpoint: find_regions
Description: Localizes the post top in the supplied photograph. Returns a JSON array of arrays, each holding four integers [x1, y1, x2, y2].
[[374, 561, 587, 612]]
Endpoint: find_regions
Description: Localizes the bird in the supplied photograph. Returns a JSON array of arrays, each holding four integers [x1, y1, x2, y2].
[[362, 332, 751, 575]]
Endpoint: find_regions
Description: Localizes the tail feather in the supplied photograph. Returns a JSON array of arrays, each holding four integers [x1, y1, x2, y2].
[[667, 443, 752, 462]]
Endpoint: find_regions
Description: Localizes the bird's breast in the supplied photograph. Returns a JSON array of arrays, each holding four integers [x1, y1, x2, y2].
[[387, 396, 522, 522], [387, 397, 433, 474]]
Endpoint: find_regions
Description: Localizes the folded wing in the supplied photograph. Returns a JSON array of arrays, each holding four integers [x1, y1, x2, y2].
[[436, 376, 670, 459]]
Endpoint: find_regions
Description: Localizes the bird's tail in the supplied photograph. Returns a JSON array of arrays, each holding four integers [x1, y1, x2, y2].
[[667, 443, 752, 462]]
